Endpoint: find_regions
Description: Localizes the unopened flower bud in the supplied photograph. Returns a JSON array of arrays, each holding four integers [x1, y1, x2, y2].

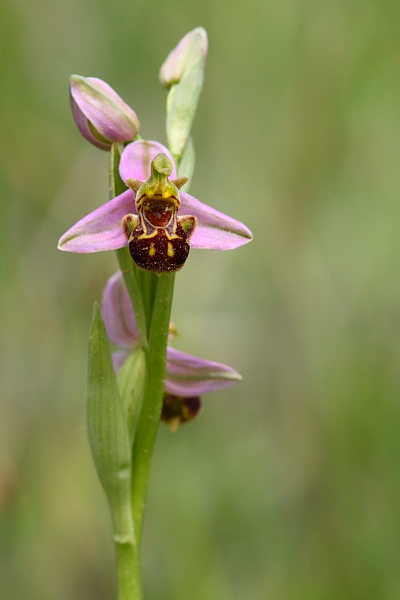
[[159, 27, 208, 88], [70, 75, 140, 150], [159, 29, 208, 162]]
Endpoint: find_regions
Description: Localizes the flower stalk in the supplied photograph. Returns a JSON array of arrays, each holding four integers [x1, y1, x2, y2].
[[61, 27, 252, 600], [130, 272, 175, 545], [86, 303, 142, 599]]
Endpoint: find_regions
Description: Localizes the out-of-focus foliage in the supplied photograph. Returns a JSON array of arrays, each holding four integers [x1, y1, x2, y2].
[[1, 0, 400, 598]]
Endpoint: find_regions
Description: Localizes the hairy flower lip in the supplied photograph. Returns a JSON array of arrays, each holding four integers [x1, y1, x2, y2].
[[70, 75, 140, 150], [102, 271, 242, 397], [58, 140, 252, 254]]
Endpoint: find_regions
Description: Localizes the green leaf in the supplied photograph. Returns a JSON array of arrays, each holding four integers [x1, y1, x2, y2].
[[86, 302, 134, 540]]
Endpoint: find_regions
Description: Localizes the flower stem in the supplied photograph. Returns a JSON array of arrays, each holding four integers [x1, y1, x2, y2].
[[131, 272, 176, 544], [115, 539, 142, 600], [109, 143, 176, 593]]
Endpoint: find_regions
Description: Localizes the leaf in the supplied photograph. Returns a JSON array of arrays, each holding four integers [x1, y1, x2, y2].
[[86, 302, 134, 540]]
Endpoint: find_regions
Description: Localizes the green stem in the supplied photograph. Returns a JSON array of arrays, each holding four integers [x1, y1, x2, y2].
[[109, 142, 177, 593], [115, 539, 142, 600], [136, 270, 160, 337], [131, 272, 176, 544]]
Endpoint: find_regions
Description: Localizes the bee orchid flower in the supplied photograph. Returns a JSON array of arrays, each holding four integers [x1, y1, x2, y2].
[[57, 139, 252, 257]]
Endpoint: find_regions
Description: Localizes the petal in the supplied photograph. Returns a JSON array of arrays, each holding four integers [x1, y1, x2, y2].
[[58, 189, 135, 253], [119, 140, 177, 182], [70, 94, 111, 151], [102, 271, 138, 349], [180, 192, 253, 250], [87, 78, 132, 106], [165, 346, 242, 396], [70, 75, 140, 145]]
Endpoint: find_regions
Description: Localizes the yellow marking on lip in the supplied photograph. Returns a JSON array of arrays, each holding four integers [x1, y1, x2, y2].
[[165, 231, 182, 241], [167, 242, 174, 257], [138, 230, 158, 240], [149, 243, 156, 257]]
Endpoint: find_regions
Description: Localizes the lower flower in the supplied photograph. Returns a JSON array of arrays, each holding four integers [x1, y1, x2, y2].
[[102, 271, 242, 426]]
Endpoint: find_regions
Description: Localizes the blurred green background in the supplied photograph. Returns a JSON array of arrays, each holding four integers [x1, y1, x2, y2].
[[1, 0, 400, 598]]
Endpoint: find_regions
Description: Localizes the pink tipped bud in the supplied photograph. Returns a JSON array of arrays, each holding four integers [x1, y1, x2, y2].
[[70, 75, 140, 150], [159, 27, 208, 88]]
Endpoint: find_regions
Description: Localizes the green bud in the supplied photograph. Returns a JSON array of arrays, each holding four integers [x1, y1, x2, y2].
[[117, 349, 146, 442], [159, 27, 208, 88], [159, 28, 208, 163], [166, 63, 205, 162]]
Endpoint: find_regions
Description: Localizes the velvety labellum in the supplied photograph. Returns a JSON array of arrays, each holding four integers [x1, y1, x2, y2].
[[161, 393, 202, 431], [123, 194, 196, 274]]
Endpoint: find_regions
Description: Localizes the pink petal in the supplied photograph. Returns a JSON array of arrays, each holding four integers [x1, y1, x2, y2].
[[87, 78, 132, 105], [102, 271, 138, 349], [57, 189, 134, 253], [119, 140, 177, 182], [165, 346, 242, 396], [180, 192, 253, 250], [70, 95, 111, 151]]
